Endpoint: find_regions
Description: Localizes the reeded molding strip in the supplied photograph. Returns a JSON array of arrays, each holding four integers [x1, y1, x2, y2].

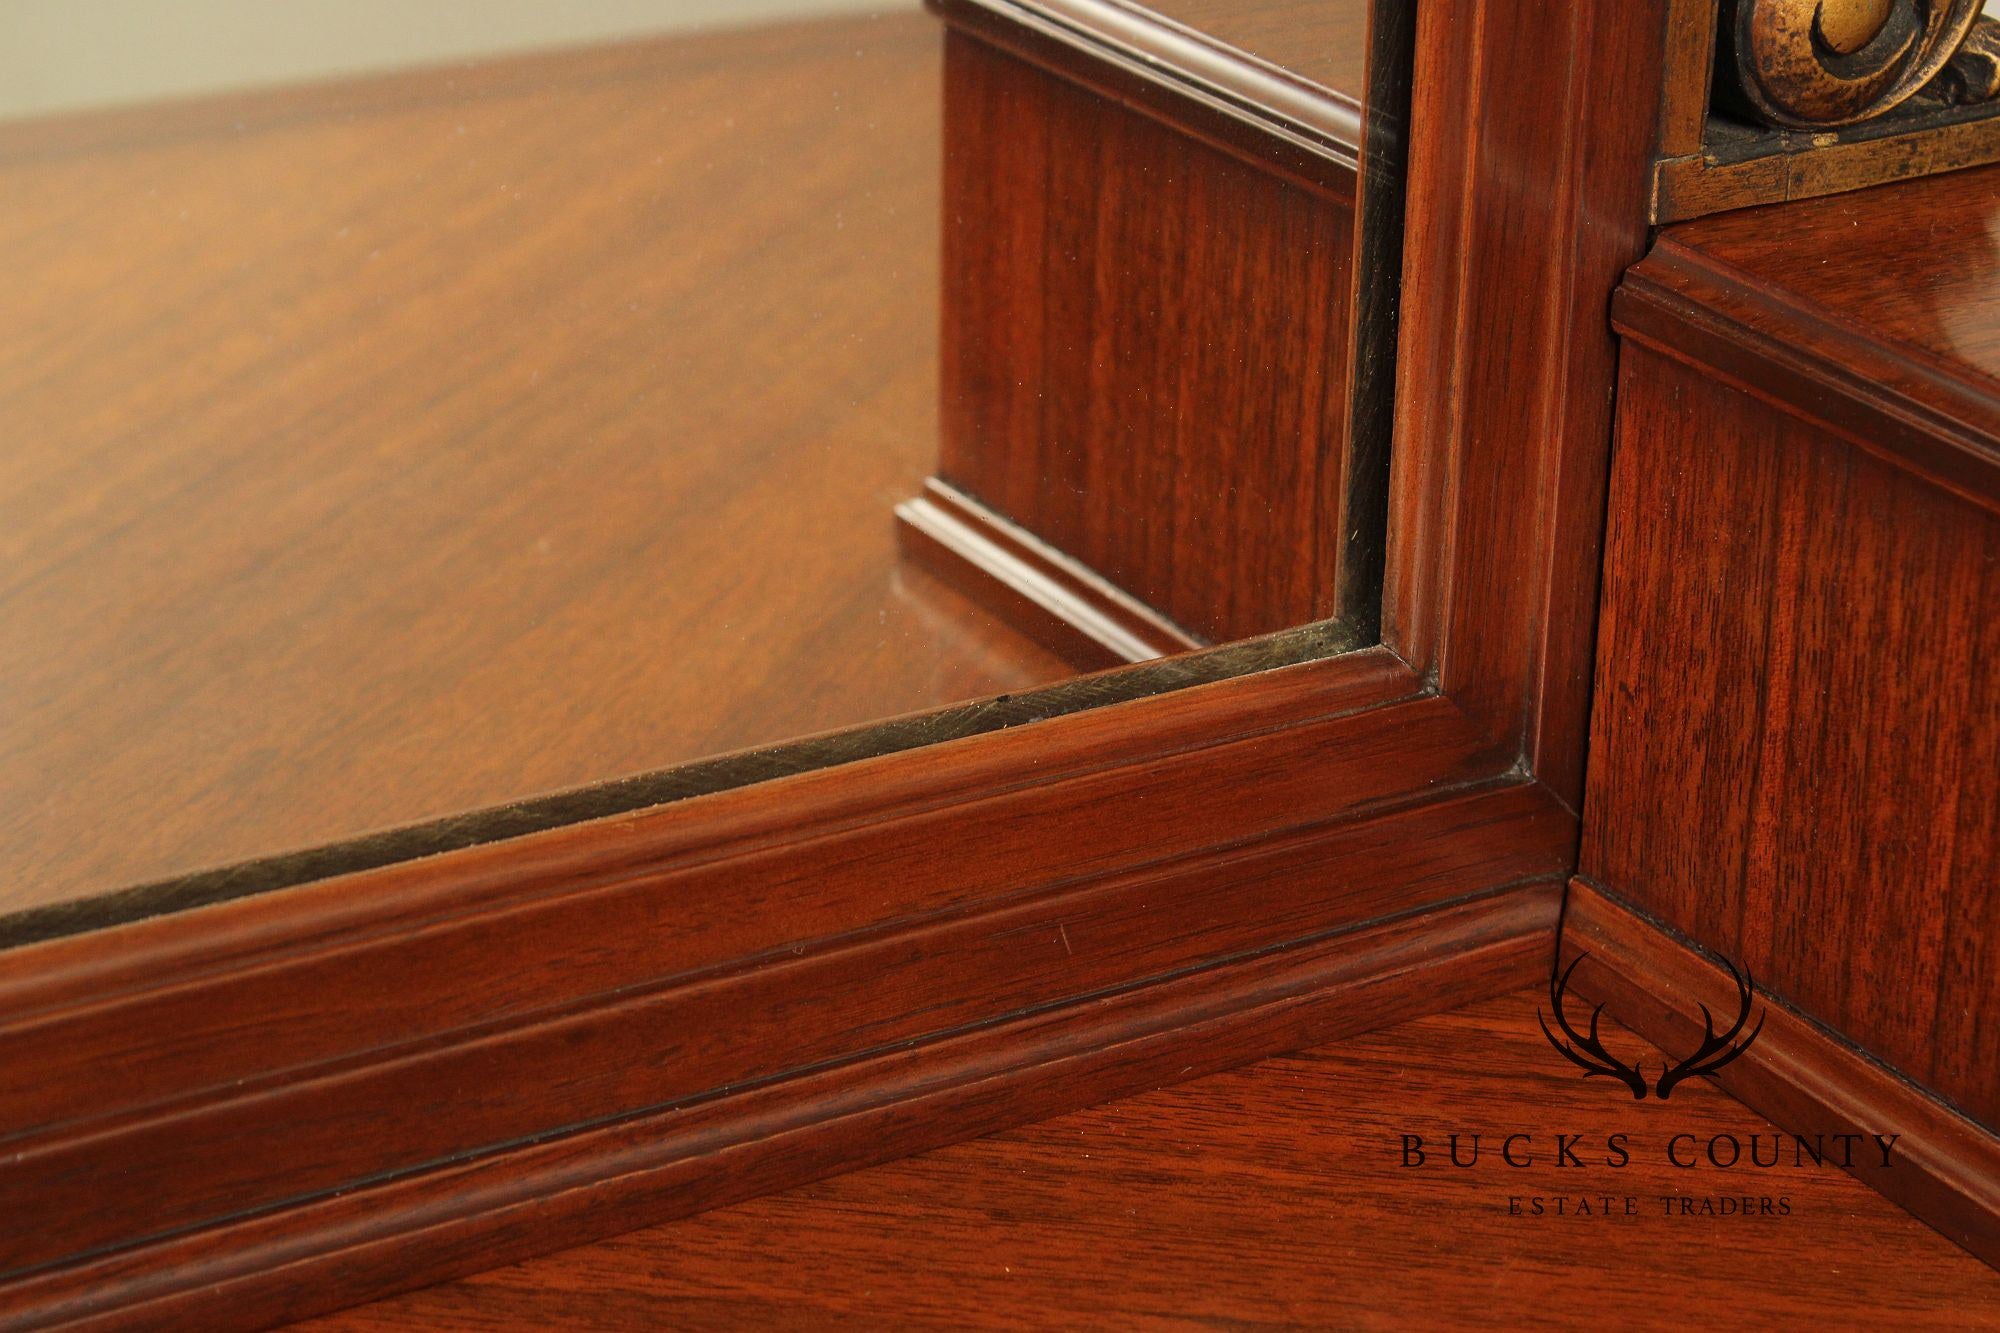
[[897, 480, 1207, 669]]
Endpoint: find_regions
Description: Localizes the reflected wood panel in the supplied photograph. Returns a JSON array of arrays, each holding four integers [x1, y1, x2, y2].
[[930, 24, 1356, 647], [903, 0, 1385, 661], [1142, 0, 1370, 93]]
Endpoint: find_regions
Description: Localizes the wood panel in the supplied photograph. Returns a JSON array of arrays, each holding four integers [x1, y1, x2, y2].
[[0, 14, 1085, 919], [1616, 164, 2000, 510], [1668, 161, 2000, 382], [1566, 881, 2000, 1268], [928, 20, 1359, 646], [1584, 339, 2000, 1128], [305, 990, 2000, 1329]]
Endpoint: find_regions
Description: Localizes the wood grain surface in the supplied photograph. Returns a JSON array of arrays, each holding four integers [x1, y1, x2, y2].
[[1141, 0, 1370, 94], [933, 23, 1358, 645], [0, 641, 1576, 1328], [1383, 0, 1667, 810], [1667, 162, 2000, 382], [1616, 162, 2000, 510], [0, 2, 1746, 1323], [0, 13, 1078, 918], [0, 875, 1561, 1329], [301, 990, 2000, 1329], [1596, 180, 2000, 1133], [1568, 881, 2000, 1268], [1584, 336, 2000, 1132]]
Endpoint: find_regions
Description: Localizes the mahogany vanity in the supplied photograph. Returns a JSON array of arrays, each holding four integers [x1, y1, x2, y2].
[[0, 0, 1995, 1325]]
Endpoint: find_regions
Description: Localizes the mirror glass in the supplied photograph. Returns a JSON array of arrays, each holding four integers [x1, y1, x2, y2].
[[0, 0, 1395, 941]]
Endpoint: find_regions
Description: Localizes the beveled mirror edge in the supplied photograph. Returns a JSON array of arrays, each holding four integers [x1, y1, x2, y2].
[[0, 618, 1367, 951]]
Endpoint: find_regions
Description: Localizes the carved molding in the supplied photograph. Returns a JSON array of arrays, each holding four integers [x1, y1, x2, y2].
[[1721, 0, 1993, 128]]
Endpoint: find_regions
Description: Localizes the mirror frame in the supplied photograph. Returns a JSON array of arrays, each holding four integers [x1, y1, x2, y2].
[[0, 0, 1668, 1322]]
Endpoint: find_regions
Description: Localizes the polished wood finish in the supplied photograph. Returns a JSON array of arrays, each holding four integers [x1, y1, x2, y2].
[[1621, 163, 2000, 509], [0, 0, 1680, 1322], [1566, 881, 2000, 1268], [1141, 0, 1369, 97], [1386, 0, 1668, 809], [0, 15, 1079, 919], [0, 641, 1574, 1326], [918, 12, 1362, 650], [1585, 338, 2000, 1128], [1590, 177, 2000, 1131], [1666, 160, 2000, 385], [4, 885, 1559, 1330], [307, 991, 2000, 1329], [935, 0, 1361, 154]]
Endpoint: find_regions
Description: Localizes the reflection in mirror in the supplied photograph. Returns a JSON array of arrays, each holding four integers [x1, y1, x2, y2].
[[0, 0, 1399, 942]]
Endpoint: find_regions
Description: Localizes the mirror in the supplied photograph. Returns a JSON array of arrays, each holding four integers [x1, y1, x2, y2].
[[0, 0, 1401, 944]]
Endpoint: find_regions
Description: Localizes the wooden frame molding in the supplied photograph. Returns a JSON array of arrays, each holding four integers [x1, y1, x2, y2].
[[1386, 0, 1665, 809], [0, 0, 1678, 1325], [1563, 881, 2000, 1267], [14, 885, 1559, 1331], [1614, 230, 2000, 512], [0, 650, 1572, 1328]]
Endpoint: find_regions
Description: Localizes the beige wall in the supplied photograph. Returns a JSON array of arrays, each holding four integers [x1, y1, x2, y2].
[[0, 0, 892, 122], [4, 0, 1992, 124]]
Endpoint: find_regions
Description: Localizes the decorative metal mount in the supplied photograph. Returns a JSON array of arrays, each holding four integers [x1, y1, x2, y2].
[[1940, 16, 2000, 104], [1720, 0, 2000, 129], [1652, 0, 2000, 219]]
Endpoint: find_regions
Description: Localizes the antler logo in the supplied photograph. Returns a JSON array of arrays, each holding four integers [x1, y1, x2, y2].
[[1539, 952, 1766, 1100]]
